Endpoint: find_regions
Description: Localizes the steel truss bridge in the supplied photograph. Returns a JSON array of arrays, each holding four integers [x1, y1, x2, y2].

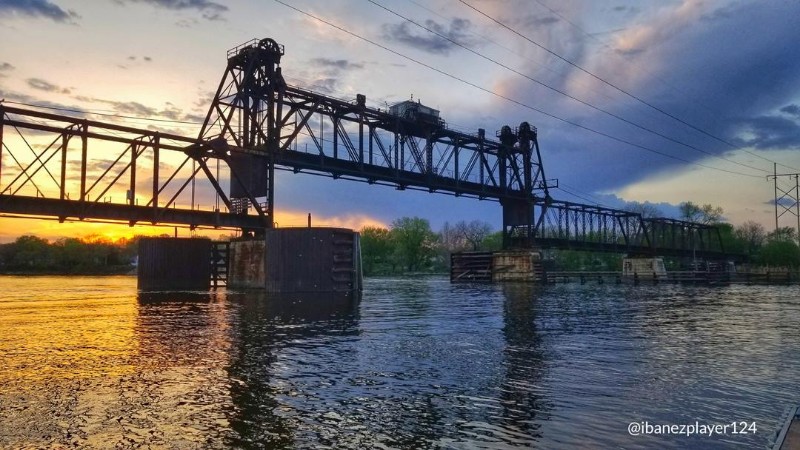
[[0, 38, 732, 260]]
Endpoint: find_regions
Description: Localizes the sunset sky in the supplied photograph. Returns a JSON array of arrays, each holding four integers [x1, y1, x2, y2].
[[1, 0, 799, 242]]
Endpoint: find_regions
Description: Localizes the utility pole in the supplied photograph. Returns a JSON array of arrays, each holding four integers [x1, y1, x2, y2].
[[767, 162, 800, 240]]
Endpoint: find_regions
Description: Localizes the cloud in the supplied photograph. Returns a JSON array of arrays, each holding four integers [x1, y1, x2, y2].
[[118, 0, 227, 21], [765, 197, 796, 207], [0, 0, 79, 23], [612, 5, 639, 14], [0, 62, 13, 77], [735, 114, 800, 150], [0, 88, 80, 115], [781, 104, 800, 117], [309, 58, 364, 71], [122, 55, 153, 67], [74, 95, 204, 125], [519, 14, 559, 27], [492, 0, 800, 197], [306, 78, 338, 94], [382, 18, 476, 55], [27, 78, 71, 94]]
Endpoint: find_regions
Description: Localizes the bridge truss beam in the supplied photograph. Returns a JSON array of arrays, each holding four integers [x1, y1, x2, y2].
[[198, 38, 553, 247], [0, 105, 269, 232], [0, 37, 738, 261], [531, 199, 728, 259]]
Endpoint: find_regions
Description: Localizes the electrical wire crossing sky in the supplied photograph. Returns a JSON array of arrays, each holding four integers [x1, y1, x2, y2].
[[0, 0, 799, 241]]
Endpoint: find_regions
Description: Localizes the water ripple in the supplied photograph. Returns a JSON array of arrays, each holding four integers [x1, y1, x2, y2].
[[0, 276, 798, 448]]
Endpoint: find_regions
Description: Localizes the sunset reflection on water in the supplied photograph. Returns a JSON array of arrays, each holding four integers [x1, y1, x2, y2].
[[0, 276, 236, 448], [1, 276, 799, 449]]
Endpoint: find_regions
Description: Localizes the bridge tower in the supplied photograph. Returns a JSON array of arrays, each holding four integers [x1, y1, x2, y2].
[[498, 122, 550, 249], [198, 38, 287, 229]]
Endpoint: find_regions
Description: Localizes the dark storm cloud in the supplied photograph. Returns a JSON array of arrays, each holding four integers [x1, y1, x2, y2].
[[495, 1, 800, 195], [27, 78, 71, 94], [781, 104, 800, 117], [117, 0, 227, 21], [735, 115, 800, 150], [0, 0, 79, 23], [382, 18, 476, 55]]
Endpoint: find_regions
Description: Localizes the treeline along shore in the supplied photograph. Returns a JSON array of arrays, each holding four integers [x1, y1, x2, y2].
[[0, 235, 139, 275], [2, 208, 800, 277]]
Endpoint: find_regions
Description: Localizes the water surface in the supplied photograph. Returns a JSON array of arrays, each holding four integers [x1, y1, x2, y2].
[[0, 276, 798, 448]]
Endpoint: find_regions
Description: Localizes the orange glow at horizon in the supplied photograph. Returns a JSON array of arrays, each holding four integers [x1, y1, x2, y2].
[[0, 209, 388, 243]]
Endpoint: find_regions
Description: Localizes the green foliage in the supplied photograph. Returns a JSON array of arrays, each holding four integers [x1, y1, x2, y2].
[[758, 231, 800, 267], [716, 223, 745, 256], [360, 218, 498, 276], [360, 226, 393, 276], [734, 221, 766, 257], [758, 239, 800, 267], [480, 231, 503, 252], [0, 235, 137, 274], [679, 201, 724, 224], [390, 217, 437, 272]]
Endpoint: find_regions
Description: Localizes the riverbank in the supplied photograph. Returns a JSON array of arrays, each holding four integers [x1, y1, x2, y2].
[[0, 266, 135, 276]]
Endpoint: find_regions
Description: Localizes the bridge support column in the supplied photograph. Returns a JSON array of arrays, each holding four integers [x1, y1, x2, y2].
[[228, 227, 362, 294], [502, 199, 533, 249]]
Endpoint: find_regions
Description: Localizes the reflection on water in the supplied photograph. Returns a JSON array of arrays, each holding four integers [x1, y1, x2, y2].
[[0, 276, 799, 448]]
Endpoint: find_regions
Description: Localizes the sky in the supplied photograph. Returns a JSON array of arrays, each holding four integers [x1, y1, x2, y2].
[[0, 0, 799, 242]]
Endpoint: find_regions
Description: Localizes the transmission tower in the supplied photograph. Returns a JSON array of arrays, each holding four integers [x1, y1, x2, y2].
[[768, 163, 800, 239]]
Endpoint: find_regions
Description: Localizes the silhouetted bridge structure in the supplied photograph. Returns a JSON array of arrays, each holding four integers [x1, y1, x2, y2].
[[0, 38, 732, 260]]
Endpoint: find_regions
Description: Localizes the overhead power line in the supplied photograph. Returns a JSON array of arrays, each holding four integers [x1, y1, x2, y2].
[[271, 1, 762, 179], [457, 0, 800, 173], [369, 0, 768, 175], [1, 100, 203, 127]]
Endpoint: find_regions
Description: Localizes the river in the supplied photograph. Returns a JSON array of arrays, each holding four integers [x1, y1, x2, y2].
[[0, 275, 798, 449]]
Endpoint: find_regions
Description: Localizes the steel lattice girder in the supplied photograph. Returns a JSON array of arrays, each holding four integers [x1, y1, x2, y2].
[[0, 105, 268, 230], [197, 38, 550, 203], [531, 199, 727, 257]]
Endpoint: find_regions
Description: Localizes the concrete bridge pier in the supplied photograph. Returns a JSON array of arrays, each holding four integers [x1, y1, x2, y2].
[[137, 228, 362, 294]]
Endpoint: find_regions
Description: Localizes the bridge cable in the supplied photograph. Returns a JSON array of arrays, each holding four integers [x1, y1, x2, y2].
[[272, 0, 761, 179], [369, 0, 768, 175], [456, 0, 800, 173]]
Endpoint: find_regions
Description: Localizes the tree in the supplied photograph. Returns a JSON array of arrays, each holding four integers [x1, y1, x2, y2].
[[9, 235, 54, 270], [360, 226, 393, 276], [757, 227, 800, 267], [480, 231, 503, 251], [625, 201, 663, 218], [734, 221, 766, 256], [716, 223, 744, 256], [438, 221, 468, 253], [454, 220, 493, 251], [768, 226, 797, 242], [679, 201, 724, 224], [759, 240, 800, 267], [390, 217, 437, 272]]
